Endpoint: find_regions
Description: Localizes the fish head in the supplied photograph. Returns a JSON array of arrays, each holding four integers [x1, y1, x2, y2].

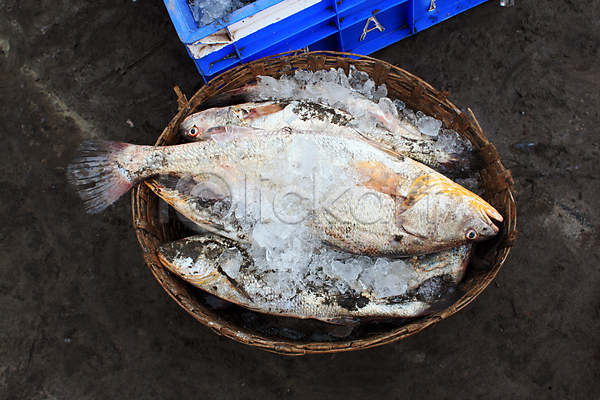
[[438, 196, 502, 242], [157, 237, 222, 286], [397, 174, 503, 250], [180, 108, 237, 141]]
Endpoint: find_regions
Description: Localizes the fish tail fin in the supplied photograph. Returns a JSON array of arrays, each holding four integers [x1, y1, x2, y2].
[[67, 140, 137, 213], [441, 146, 484, 177], [435, 132, 484, 178]]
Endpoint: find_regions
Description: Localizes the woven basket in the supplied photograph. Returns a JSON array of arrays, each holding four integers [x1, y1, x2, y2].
[[131, 51, 517, 355]]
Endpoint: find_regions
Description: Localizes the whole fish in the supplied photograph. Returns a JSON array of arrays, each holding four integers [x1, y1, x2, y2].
[[69, 126, 502, 256], [203, 81, 420, 138], [179, 100, 478, 177], [156, 234, 474, 322], [68, 126, 501, 256]]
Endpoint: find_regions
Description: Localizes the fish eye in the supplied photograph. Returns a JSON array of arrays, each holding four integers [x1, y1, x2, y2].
[[465, 229, 478, 241], [188, 126, 199, 137]]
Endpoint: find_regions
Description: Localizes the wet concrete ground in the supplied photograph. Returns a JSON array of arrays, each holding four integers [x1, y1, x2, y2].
[[1, 0, 599, 398]]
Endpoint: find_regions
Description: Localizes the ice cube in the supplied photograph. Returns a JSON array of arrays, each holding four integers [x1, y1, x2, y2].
[[373, 84, 388, 102], [378, 97, 399, 119], [348, 66, 370, 90], [334, 278, 350, 294], [323, 257, 361, 288], [324, 82, 353, 106], [188, 0, 203, 23], [300, 82, 324, 104], [219, 247, 243, 279], [256, 75, 280, 99], [371, 273, 408, 299], [402, 107, 417, 124], [188, 0, 244, 26], [277, 79, 296, 98], [416, 277, 442, 301], [252, 222, 285, 249], [394, 99, 406, 112], [313, 69, 331, 83], [288, 135, 317, 176], [436, 129, 473, 153], [336, 68, 351, 88], [361, 79, 376, 99], [357, 257, 380, 290], [294, 69, 313, 83], [416, 111, 442, 138], [262, 271, 279, 288]]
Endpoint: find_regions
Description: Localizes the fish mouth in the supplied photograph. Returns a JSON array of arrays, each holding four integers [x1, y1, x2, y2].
[[475, 201, 503, 234], [490, 220, 500, 234], [156, 250, 178, 274]]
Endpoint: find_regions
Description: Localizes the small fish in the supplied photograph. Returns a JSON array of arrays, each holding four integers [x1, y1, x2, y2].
[[156, 234, 474, 322], [68, 126, 501, 257], [179, 100, 478, 177]]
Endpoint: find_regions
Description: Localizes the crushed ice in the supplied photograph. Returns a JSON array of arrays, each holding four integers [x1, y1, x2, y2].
[[188, 0, 249, 27], [253, 67, 475, 170]]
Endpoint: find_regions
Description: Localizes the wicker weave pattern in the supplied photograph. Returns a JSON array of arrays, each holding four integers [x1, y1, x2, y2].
[[131, 51, 517, 355]]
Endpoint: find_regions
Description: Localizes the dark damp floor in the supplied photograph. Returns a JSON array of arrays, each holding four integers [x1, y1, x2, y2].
[[1, 1, 599, 398]]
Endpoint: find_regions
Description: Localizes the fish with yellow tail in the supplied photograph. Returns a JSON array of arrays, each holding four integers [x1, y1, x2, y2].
[[68, 126, 502, 257]]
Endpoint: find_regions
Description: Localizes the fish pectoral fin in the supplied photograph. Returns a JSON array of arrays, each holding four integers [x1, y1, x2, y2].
[[156, 250, 220, 285], [318, 316, 361, 327], [217, 266, 254, 303], [393, 194, 408, 210], [409, 255, 441, 272], [395, 196, 419, 215], [244, 103, 285, 121], [352, 160, 404, 197], [191, 220, 245, 243], [208, 125, 263, 143]]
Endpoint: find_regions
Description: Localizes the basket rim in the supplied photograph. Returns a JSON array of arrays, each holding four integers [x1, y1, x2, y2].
[[132, 50, 517, 355]]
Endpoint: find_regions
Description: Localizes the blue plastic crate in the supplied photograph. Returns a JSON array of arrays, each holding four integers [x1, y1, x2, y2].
[[164, 0, 488, 81]]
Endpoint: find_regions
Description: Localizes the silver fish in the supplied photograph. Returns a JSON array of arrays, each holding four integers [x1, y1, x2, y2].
[[179, 100, 478, 177], [202, 80, 413, 138], [68, 126, 501, 256], [156, 234, 474, 322]]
